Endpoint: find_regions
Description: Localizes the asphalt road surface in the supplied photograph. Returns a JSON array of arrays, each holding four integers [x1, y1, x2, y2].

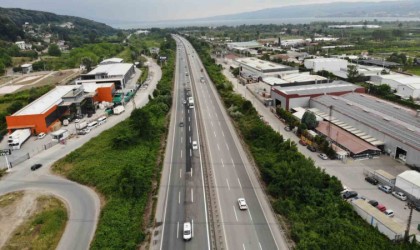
[[174, 36, 289, 250]]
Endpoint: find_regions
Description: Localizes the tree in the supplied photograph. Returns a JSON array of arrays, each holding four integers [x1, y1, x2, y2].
[[48, 44, 61, 56], [347, 64, 360, 83], [372, 30, 390, 41], [81, 57, 93, 71], [0, 61, 5, 76], [301, 111, 318, 130]]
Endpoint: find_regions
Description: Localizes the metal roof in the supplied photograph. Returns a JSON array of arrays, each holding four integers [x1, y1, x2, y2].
[[88, 63, 133, 77], [100, 57, 124, 64], [273, 82, 361, 96], [310, 93, 420, 150], [236, 57, 292, 71], [397, 171, 420, 187]]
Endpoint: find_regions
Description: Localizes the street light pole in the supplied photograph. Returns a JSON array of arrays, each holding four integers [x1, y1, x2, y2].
[[405, 202, 415, 242]]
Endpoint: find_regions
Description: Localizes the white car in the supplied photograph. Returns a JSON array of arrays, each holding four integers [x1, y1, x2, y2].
[[192, 141, 198, 150], [384, 209, 394, 217], [318, 153, 329, 160], [183, 222, 192, 240], [238, 198, 248, 210], [37, 132, 46, 139], [392, 191, 407, 201]]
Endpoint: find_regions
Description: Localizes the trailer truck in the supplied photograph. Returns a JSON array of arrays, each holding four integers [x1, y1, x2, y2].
[[8, 128, 31, 150]]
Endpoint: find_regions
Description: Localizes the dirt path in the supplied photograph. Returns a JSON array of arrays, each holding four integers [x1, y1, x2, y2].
[[0, 191, 39, 248]]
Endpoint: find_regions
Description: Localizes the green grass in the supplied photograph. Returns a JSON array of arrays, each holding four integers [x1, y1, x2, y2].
[[116, 47, 133, 63], [405, 66, 420, 76], [51, 33, 175, 249], [3, 195, 67, 250]]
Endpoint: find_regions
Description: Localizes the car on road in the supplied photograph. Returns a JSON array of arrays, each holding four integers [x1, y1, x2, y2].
[[192, 141, 198, 150], [37, 132, 46, 139], [183, 222, 192, 240], [284, 126, 291, 131], [365, 176, 379, 185], [342, 191, 358, 199], [298, 140, 307, 146], [384, 209, 394, 217], [183, 100, 187, 105], [238, 198, 248, 210], [179, 122, 184, 127], [307, 145, 316, 152], [318, 153, 329, 160], [368, 200, 379, 207], [378, 184, 392, 194], [376, 204, 387, 212], [392, 191, 407, 201], [30, 163, 42, 171]]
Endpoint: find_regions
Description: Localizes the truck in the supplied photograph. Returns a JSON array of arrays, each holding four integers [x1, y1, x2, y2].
[[113, 105, 125, 115], [351, 199, 404, 241], [188, 97, 194, 108], [51, 129, 69, 142], [364, 169, 396, 186], [8, 128, 31, 150], [395, 170, 420, 200], [75, 121, 87, 130]]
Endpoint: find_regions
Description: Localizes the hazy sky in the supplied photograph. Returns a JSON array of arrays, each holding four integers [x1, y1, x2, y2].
[[0, 0, 398, 24]]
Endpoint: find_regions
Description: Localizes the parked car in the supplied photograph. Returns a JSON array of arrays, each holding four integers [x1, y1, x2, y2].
[[307, 145, 316, 152], [392, 191, 407, 201], [37, 132, 46, 139], [238, 198, 248, 210], [30, 163, 42, 171], [376, 204, 387, 212], [368, 200, 379, 207], [179, 122, 184, 127], [378, 184, 392, 194], [342, 191, 358, 199], [384, 209, 394, 217], [318, 153, 329, 160], [365, 176, 379, 185], [299, 140, 307, 146], [340, 186, 349, 195]]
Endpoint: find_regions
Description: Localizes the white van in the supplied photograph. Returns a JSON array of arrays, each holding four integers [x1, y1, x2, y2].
[[87, 121, 98, 129], [97, 116, 107, 125], [183, 222, 192, 240]]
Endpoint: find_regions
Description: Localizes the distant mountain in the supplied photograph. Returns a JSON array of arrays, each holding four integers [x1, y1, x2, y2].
[[0, 7, 116, 41], [199, 1, 420, 21]]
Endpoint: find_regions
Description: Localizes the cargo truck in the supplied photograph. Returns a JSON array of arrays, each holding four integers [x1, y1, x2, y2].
[[51, 129, 69, 142], [395, 171, 420, 200], [8, 128, 31, 150], [113, 105, 125, 115], [75, 121, 87, 130]]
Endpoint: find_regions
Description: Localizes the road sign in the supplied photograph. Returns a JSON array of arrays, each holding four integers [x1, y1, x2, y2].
[[0, 149, 11, 156]]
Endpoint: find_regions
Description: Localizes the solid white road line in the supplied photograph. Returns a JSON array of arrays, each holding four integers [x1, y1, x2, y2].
[[191, 188, 194, 203], [238, 178, 242, 190], [179, 191, 181, 204], [177, 221, 179, 239], [259, 242, 263, 250], [248, 209, 253, 221], [226, 178, 231, 190], [233, 206, 238, 222]]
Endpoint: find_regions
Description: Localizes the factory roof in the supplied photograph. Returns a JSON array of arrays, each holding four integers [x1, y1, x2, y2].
[[360, 59, 401, 67], [227, 41, 261, 48], [262, 77, 288, 86], [236, 57, 292, 71], [272, 81, 361, 96], [281, 73, 327, 83], [305, 58, 348, 63], [310, 93, 420, 150], [14, 86, 76, 115], [82, 82, 114, 93], [397, 171, 420, 186], [87, 63, 133, 76], [100, 57, 124, 64], [379, 74, 420, 85]]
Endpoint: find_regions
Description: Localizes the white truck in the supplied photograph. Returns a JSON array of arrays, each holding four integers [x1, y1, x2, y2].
[[188, 97, 194, 108], [51, 129, 69, 142], [395, 170, 420, 200], [75, 121, 87, 130], [113, 105, 125, 115], [8, 128, 31, 150]]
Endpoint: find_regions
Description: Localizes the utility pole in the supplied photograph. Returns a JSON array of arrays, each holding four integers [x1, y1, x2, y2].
[[405, 202, 415, 242]]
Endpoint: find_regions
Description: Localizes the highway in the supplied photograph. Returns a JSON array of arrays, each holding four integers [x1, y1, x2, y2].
[[158, 36, 210, 250], [176, 35, 289, 250]]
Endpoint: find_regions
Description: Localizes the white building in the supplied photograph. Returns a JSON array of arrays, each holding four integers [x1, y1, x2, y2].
[[396, 84, 420, 99], [21, 64, 33, 74], [100, 58, 124, 65], [15, 41, 26, 50], [227, 41, 261, 50], [370, 74, 420, 92], [77, 63, 135, 89], [236, 57, 298, 79], [304, 58, 348, 72]]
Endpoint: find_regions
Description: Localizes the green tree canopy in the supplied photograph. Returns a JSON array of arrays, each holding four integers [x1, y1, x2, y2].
[[301, 111, 318, 130], [48, 44, 61, 57]]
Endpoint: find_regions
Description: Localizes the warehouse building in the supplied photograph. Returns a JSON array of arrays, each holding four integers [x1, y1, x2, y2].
[[262, 73, 327, 87], [304, 58, 348, 72], [370, 74, 420, 99], [271, 81, 364, 110], [6, 84, 114, 134], [77, 63, 135, 89], [309, 93, 420, 167], [227, 41, 261, 50], [100, 57, 124, 65], [236, 57, 298, 79]]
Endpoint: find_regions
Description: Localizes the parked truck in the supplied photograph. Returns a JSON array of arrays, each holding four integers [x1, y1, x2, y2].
[[113, 105, 125, 115], [51, 129, 69, 142], [395, 170, 420, 200], [8, 128, 31, 150], [75, 121, 87, 130], [364, 169, 396, 186]]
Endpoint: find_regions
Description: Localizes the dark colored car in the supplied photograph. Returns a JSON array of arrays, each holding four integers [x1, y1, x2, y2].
[[307, 145, 316, 152], [342, 191, 358, 199], [30, 164, 42, 171], [368, 200, 379, 207], [365, 176, 379, 185]]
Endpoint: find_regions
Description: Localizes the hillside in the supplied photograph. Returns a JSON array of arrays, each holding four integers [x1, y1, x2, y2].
[[199, 0, 420, 21], [0, 7, 116, 42]]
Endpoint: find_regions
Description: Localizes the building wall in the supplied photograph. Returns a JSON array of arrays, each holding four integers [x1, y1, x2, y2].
[[96, 85, 115, 102], [6, 105, 58, 134], [396, 85, 420, 99], [304, 59, 348, 72], [310, 100, 420, 167]]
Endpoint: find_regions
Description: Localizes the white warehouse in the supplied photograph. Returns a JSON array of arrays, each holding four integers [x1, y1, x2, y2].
[[236, 57, 298, 79], [304, 58, 348, 72], [370, 74, 420, 99]]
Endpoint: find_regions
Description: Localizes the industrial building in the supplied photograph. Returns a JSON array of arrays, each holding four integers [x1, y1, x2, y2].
[[100, 57, 124, 65], [76, 63, 135, 89], [21, 64, 33, 74], [6, 84, 114, 134], [271, 81, 364, 110], [332, 64, 387, 79], [309, 93, 420, 167], [304, 58, 348, 73], [227, 41, 261, 50], [236, 57, 298, 79], [370, 74, 420, 99], [262, 73, 327, 87]]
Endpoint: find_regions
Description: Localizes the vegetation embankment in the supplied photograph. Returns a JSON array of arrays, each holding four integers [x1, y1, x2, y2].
[[187, 36, 418, 249], [0, 85, 53, 141], [52, 32, 175, 249], [2, 195, 67, 250]]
